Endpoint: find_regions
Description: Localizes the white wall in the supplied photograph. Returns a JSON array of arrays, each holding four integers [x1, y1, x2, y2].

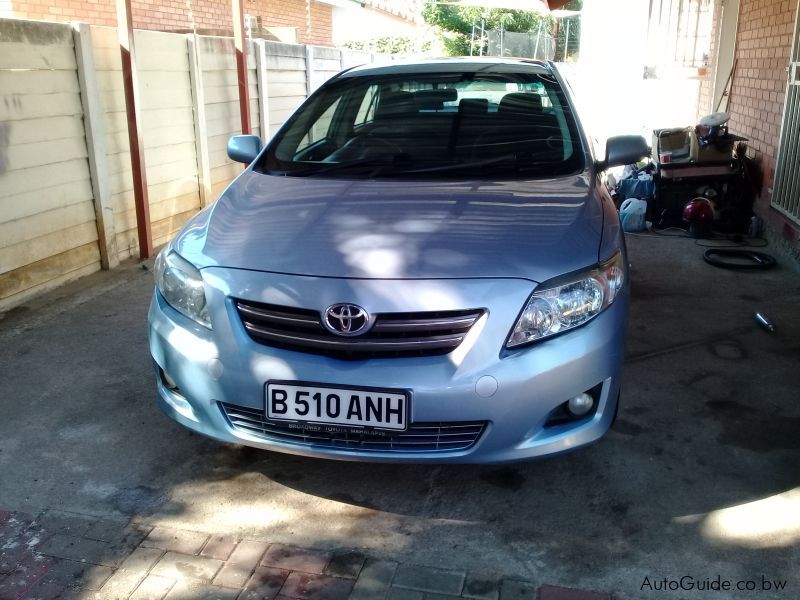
[[0, 17, 376, 312], [263, 41, 309, 135], [199, 36, 260, 200], [0, 20, 101, 307], [91, 27, 204, 261], [574, 0, 704, 145]]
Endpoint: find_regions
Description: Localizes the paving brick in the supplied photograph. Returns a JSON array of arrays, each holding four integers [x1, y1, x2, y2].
[[82, 516, 132, 543], [151, 551, 223, 583], [98, 546, 165, 600], [0, 511, 34, 536], [164, 580, 241, 599], [278, 571, 354, 600], [130, 573, 176, 600], [36, 533, 113, 566], [201, 535, 239, 561], [40, 557, 114, 590], [387, 587, 424, 599], [348, 559, 398, 600], [391, 564, 465, 595], [538, 585, 611, 600], [141, 526, 209, 555], [240, 565, 290, 600], [32, 511, 94, 539], [0, 537, 35, 575], [22, 580, 68, 600], [260, 544, 330, 574], [0, 511, 9, 526], [212, 539, 269, 588], [498, 579, 538, 599], [462, 574, 500, 600], [0, 553, 56, 599], [0, 513, 41, 574], [101, 523, 154, 568], [323, 551, 365, 579]]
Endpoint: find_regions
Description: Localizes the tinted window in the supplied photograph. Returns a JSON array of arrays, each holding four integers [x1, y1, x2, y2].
[[261, 70, 585, 179]]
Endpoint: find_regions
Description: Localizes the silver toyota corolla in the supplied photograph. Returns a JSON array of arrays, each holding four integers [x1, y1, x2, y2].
[[148, 58, 648, 463]]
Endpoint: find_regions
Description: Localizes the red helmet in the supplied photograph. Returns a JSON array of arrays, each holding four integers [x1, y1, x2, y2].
[[683, 198, 714, 223]]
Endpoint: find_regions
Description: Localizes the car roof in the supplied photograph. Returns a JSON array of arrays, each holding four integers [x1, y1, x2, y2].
[[338, 57, 555, 79]]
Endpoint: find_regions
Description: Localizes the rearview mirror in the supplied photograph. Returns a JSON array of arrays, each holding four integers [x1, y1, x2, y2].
[[604, 135, 650, 169], [227, 134, 262, 164]]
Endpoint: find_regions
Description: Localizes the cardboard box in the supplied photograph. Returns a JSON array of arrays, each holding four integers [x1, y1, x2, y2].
[[653, 128, 692, 164], [690, 135, 734, 163]]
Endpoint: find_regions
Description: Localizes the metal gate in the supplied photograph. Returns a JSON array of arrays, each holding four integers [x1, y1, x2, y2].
[[771, 2, 800, 223]]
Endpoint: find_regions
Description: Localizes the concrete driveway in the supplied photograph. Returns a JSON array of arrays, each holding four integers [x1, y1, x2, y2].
[[1, 235, 798, 599]]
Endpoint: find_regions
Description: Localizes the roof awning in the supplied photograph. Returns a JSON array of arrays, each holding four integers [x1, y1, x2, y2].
[[436, 1, 577, 13]]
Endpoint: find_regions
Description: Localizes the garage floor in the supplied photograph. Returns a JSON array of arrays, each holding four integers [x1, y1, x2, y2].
[[1, 234, 798, 599]]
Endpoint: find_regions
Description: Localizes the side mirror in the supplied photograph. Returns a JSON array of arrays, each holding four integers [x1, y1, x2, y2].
[[604, 135, 650, 169], [227, 134, 262, 164]]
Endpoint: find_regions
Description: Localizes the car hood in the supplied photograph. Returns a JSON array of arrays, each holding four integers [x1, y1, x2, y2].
[[174, 171, 603, 283]]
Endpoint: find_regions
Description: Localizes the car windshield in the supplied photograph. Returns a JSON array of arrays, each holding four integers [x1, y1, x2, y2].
[[259, 69, 585, 179]]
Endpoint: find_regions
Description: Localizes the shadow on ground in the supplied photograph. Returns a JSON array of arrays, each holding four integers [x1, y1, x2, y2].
[[1, 235, 798, 599]]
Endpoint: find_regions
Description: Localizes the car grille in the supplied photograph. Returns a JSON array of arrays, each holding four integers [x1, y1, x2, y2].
[[219, 402, 487, 453], [234, 299, 484, 360]]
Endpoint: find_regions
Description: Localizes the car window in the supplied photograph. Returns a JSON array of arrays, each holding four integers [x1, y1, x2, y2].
[[296, 97, 342, 154], [355, 85, 380, 126], [263, 69, 585, 179]]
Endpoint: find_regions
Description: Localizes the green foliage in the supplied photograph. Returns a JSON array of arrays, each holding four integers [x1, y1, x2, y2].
[[342, 36, 430, 55], [422, 0, 553, 57], [422, 0, 583, 60], [554, 0, 583, 61]]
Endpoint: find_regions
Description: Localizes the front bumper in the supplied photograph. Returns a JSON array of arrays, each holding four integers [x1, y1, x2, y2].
[[148, 270, 628, 464]]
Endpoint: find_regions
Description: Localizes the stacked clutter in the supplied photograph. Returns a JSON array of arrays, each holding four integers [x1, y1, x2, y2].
[[653, 112, 735, 167], [609, 162, 656, 233], [646, 113, 750, 236], [607, 113, 753, 237]]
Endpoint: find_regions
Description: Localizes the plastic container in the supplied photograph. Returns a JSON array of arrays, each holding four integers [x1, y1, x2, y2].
[[620, 198, 648, 232]]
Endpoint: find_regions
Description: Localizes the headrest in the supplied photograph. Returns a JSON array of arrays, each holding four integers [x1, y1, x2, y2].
[[498, 93, 543, 116], [375, 90, 416, 120], [458, 98, 489, 116], [413, 88, 458, 111]]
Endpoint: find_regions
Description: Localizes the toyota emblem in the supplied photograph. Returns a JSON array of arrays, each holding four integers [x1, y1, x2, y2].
[[323, 303, 372, 336]]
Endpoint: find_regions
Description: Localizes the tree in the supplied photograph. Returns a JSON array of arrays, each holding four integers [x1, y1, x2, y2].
[[553, 0, 582, 61], [422, 1, 553, 57]]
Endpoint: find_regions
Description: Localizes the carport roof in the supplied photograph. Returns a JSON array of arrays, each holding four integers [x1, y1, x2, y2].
[[439, 1, 574, 12]]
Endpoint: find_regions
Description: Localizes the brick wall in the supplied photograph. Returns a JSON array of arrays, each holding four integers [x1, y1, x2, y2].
[[727, 0, 799, 241], [255, 0, 332, 45], [4, 0, 333, 45]]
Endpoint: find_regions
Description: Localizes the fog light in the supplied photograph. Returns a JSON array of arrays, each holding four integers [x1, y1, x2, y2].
[[161, 369, 178, 390], [567, 393, 594, 417]]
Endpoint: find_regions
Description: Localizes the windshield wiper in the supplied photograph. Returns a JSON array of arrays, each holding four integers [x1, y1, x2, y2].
[[283, 154, 408, 177], [392, 154, 549, 175]]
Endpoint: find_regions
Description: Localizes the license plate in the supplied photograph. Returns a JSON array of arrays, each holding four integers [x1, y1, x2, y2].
[[266, 381, 409, 431]]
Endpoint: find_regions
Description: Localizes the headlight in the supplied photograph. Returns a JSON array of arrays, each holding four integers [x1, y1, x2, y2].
[[506, 251, 625, 348], [154, 249, 211, 328]]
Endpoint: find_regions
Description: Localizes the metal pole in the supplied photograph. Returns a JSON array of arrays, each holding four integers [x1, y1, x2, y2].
[[479, 17, 485, 56], [500, 22, 504, 57], [232, 0, 252, 135], [115, 0, 152, 259], [470, 22, 475, 56], [552, 17, 559, 61], [563, 18, 570, 62], [533, 20, 542, 59]]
